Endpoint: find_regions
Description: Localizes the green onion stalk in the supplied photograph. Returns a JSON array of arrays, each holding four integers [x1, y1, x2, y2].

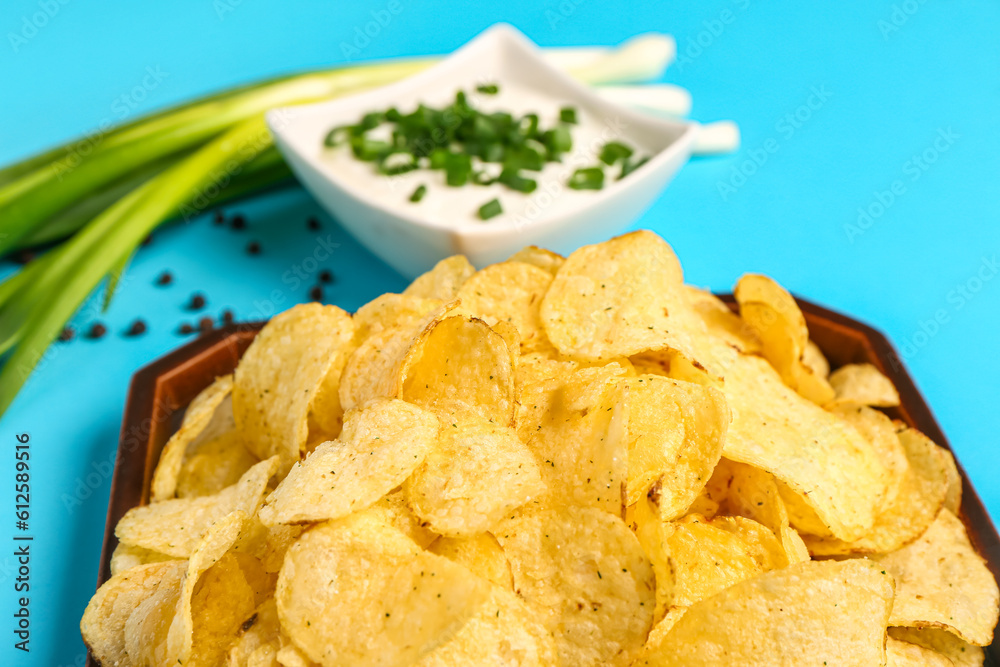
[[0, 35, 675, 417]]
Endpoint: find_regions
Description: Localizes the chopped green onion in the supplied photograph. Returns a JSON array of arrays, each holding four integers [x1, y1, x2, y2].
[[359, 111, 384, 131], [478, 198, 503, 220], [428, 148, 450, 169], [568, 166, 605, 190], [378, 151, 418, 176], [498, 168, 537, 193], [323, 125, 353, 147], [472, 171, 495, 185], [619, 155, 650, 179], [559, 106, 578, 124], [543, 126, 573, 155], [351, 137, 392, 161], [476, 83, 499, 94], [599, 141, 634, 165], [519, 114, 540, 138], [444, 152, 472, 186], [409, 184, 427, 202]]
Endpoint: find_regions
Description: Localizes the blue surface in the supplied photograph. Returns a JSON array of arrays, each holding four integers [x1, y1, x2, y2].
[[2, 1, 999, 664]]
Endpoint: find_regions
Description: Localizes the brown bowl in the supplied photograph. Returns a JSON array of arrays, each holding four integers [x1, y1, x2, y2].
[[90, 297, 1000, 664]]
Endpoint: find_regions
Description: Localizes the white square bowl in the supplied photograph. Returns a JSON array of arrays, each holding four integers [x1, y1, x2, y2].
[[267, 24, 697, 278]]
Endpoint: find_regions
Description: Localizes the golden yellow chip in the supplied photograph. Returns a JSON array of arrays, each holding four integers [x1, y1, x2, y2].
[[516, 351, 579, 388], [833, 404, 910, 510], [429, 533, 513, 590], [886, 637, 959, 666], [639, 559, 895, 666], [352, 293, 444, 343], [403, 255, 476, 300], [258, 399, 439, 525], [495, 505, 655, 666], [152, 373, 233, 501], [364, 490, 439, 549], [276, 514, 490, 667], [829, 362, 901, 408], [109, 542, 176, 576], [116, 457, 278, 557], [227, 598, 282, 667], [81, 559, 185, 666], [734, 273, 835, 404], [802, 339, 830, 379], [399, 315, 516, 426], [624, 375, 727, 512], [406, 413, 544, 536], [540, 230, 699, 361], [889, 627, 985, 667], [517, 364, 629, 515], [507, 245, 565, 275], [176, 427, 260, 499], [455, 261, 554, 353], [939, 446, 963, 514], [806, 427, 948, 555], [233, 304, 354, 473], [413, 585, 558, 666], [876, 509, 999, 646]]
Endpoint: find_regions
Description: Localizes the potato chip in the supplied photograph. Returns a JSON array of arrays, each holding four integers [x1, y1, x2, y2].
[[540, 231, 699, 362], [495, 505, 655, 666], [233, 304, 354, 474], [806, 427, 948, 555], [889, 627, 985, 667], [413, 585, 558, 666], [717, 460, 810, 566], [276, 644, 320, 667], [624, 375, 727, 511], [829, 362, 901, 408], [234, 518, 306, 574], [259, 399, 439, 526], [939, 446, 963, 514], [340, 325, 417, 413], [365, 490, 438, 549], [833, 405, 910, 510], [456, 261, 553, 352], [507, 245, 565, 275], [517, 364, 629, 515], [399, 315, 516, 425], [875, 509, 999, 646], [639, 559, 895, 666], [734, 273, 835, 405], [276, 514, 490, 667], [152, 374, 234, 501], [429, 533, 513, 590], [682, 286, 760, 354], [109, 542, 176, 576], [683, 331, 886, 542], [227, 599, 282, 667], [886, 637, 956, 666], [177, 427, 261, 499], [404, 255, 476, 300], [116, 457, 278, 557], [803, 339, 831, 379], [352, 293, 444, 343], [516, 351, 579, 388], [406, 414, 544, 536], [81, 560, 185, 666]]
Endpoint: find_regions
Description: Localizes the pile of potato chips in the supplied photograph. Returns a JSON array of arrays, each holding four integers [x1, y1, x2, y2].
[[82, 231, 999, 666]]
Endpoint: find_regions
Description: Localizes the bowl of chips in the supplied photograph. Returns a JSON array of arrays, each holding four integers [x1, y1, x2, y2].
[[84, 231, 999, 666]]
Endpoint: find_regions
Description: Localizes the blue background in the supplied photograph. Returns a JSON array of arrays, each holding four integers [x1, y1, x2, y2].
[[1, 1, 999, 664]]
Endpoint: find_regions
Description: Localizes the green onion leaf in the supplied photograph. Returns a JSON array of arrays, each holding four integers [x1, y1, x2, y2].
[[498, 168, 537, 193], [543, 126, 573, 156], [409, 184, 427, 202], [478, 198, 503, 220], [619, 155, 650, 179], [568, 166, 605, 190], [599, 141, 634, 165], [323, 125, 353, 147], [559, 106, 578, 124], [476, 83, 499, 95], [444, 152, 472, 186]]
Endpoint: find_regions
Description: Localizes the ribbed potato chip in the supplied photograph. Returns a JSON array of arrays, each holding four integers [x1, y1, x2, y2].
[[227, 598, 282, 667], [259, 399, 439, 526], [734, 273, 835, 405], [806, 427, 948, 555], [507, 245, 565, 275], [875, 509, 999, 646], [116, 457, 278, 557], [889, 627, 985, 667], [176, 427, 260, 499], [404, 255, 476, 300], [456, 261, 554, 352], [352, 293, 443, 343], [516, 351, 579, 388], [413, 585, 557, 666], [495, 505, 655, 666], [639, 559, 895, 666], [829, 362, 901, 408], [109, 542, 176, 576], [624, 375, 728, 511], [406, 414, 544, 536], [681, 329, 886, 543], [886, 637, 957, 666], [517, 364, 629, 515], [399, 315, 516, 426], [152, 374, 234, 501], [233, 304, 354, 474], [340, 325, 417, 413], [81, 560, 185, 666], [429, 533, 513, 590], [276, 514, 490, 667], [833, 405, 910, 510], [717, 460, 810, 566], [540, 231, 698, 362], [366, 490, 438, 549]]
